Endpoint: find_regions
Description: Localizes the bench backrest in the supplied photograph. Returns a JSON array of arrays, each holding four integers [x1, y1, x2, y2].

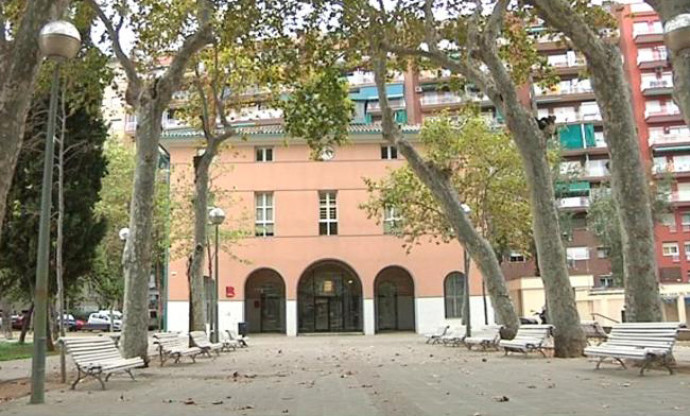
[[434, 326, 449, 336], [153, 332, 186, 350], [514, 324, 553, 341], [604, 322, 682, 351], [60, 337, 122, 366], [189, 331, 211, 347], [445, 326, 466, 337], [581, 321, 607, 338], [470, 325, 502, 340]]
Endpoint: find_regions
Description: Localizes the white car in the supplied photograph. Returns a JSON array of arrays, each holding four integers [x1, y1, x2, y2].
[[86, 312, 122, 331]]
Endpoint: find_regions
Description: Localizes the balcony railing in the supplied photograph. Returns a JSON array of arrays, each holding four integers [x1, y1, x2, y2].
[[631, 2, 654, 13], [645, 109, 682, 119], [537, 85, 593, 97], [584, 167, 609, 177], [669, 192, 690, 202], [420, 94, 464, 105], [649, 133, 690, 146], [641, 79, 673, 90], [637, 52, 668, 65], [558, 196, 590, 209]]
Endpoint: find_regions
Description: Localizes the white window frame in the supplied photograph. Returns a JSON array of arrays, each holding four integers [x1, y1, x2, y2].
[[381, 145, 398, 160], [509, 252, 526, 263], [662, 242, 679, 257], [383, 206, 402, 234], [566, 246, 590, 261], [255, 146, 273, 162], [596, 247, 609, 259], [254, 192, 274, 237], [319, 191, 338, 236]]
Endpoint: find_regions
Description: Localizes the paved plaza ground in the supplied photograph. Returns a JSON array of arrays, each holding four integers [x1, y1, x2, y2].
[[1, 334, 690, 415]]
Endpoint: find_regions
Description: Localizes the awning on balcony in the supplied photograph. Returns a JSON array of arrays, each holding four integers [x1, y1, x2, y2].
[[556, 180, 591, 195], [559, 123, 595, 149], [349, 84, 404, 101], [654, 145, 690, 153]]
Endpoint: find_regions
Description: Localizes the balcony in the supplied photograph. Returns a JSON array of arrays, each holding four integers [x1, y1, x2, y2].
[[634, 26, 664, 45], [419, 93, 464, 106], [547, 54, 586, 76], [558, 196, 590, 211], [669, 192, 690, 207], [558, 123, 607, 156], [535, 85, 595, 104], [368, 99, 406, 113], [637, 51, 669, 70], [645, 109, 684, 124], [630, 2, 655, 14], [649, 132, 690, 150], [642, 78, 673, 97]]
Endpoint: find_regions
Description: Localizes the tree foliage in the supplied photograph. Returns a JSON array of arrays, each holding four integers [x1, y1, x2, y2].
[[89, 139, 171, 310], [362, 111, 532, 259], [0, 98, 108, 306]]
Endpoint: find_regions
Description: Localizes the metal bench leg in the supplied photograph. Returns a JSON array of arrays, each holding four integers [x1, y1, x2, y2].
[[93, 372, 106, 390], [71, 368, 84, 390], [174, 353, 182, 363], [190, 353, 197, 363], [639, 358, 651, 376], [595, 357, 605, 370], [125, 369, 137, 381], [615, 358, 627, 369], [663, 357, 675, 375], [105, 372, 113, 382]]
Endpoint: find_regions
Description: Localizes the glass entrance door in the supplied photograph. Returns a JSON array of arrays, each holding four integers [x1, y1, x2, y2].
[[314, 297, 330, 331], [297, 262, 363, 333], [261, 294, 282, 332], [377, 294, 397, 330]]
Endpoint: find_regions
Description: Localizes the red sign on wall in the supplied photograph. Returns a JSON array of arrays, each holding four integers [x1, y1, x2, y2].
[[225, 286, 235, 298]]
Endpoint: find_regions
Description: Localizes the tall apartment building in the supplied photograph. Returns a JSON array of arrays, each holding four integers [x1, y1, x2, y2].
[[110, 1, 690, 334]]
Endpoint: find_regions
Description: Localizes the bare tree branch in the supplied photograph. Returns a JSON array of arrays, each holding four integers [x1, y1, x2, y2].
[[85, 0, 141, 97], [527, 0, 607, 61], [193, 62, 213, 140], [158, 2, 214, 102], [484, 0, 509, 44]]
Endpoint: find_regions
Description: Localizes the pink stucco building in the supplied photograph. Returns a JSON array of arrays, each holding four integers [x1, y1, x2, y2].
[[162, 126, 493, 336]]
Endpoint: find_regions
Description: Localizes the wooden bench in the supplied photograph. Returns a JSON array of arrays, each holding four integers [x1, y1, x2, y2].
[[60, 337, 143, 390], [581, 320, 608, 346], [152, 332, 202, 366], [584, 322, 683, 375], [498, 325, 553, 357], [190, 331, 224, 356], [465, 325, 503, 351]]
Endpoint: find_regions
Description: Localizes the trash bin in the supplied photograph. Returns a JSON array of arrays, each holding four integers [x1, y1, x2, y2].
[[238, 322, 248, 337]]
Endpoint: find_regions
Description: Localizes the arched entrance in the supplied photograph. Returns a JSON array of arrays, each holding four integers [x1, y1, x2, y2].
[[374, 266, 415, 332], [244, 268, 286, 333], [297, 260, 363, 333]]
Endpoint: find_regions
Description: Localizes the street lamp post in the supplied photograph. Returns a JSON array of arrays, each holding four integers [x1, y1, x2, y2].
[[208, 207, 225, 343], [461, 204, 472, 338], [118, 228, 130, 333], [31, 21, 81, 405]]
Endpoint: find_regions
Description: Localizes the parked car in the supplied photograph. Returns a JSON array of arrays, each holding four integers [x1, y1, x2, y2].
[[57, 314, 78, 331], [83, 312, 122, 331], [11, 312, 30, 330]]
